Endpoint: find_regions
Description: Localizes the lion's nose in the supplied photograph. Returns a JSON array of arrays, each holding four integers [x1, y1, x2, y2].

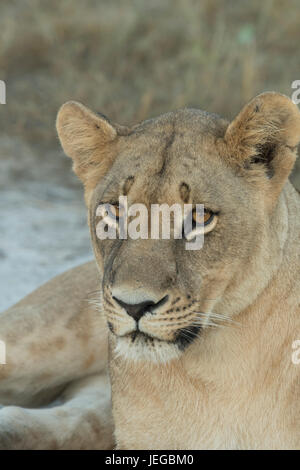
[[113, 295, 169, 322]]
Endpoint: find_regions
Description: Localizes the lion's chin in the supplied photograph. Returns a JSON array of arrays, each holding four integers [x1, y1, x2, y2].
[[113, 334, 182, 364]]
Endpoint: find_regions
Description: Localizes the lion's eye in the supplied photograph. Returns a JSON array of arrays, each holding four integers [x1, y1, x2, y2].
[[184, 207, 218, 241], [96, 203, 126, 230], [107, 204, 125, 222], [108, 204, 124, 220], [192, 208, 214, 227]]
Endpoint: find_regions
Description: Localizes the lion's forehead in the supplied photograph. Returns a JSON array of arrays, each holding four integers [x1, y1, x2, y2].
[[93, 108, 240, 211], [128, 108, 228, 136], [114, 110, 229, 184]]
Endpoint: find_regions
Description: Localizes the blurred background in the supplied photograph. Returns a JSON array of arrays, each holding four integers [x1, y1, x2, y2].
[[0, 0, 300, 310]]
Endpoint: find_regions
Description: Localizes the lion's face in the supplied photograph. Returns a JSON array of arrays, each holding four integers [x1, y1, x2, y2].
[[57, 93, 300, 363], [88, 112, 262, 363]]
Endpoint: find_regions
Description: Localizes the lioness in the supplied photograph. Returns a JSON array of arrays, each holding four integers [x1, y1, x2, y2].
[[0, 92, 299, 449]]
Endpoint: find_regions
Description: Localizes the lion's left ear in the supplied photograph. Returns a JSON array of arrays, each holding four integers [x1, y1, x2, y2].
[[224, 92, 300, 201]]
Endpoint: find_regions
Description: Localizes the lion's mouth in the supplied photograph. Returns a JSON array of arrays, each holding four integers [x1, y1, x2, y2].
[[110, 323, 203, 363], [121, 328, 167, 344], [112, 324, 202, 350]]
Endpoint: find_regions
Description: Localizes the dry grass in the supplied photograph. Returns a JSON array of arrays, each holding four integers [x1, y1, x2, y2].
[[0, 0, 299, 186]]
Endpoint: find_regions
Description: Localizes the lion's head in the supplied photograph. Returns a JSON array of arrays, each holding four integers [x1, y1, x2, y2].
[[57, 92, 300, 363]]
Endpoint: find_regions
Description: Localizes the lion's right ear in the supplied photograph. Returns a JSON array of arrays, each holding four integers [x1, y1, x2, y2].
[[56, 101, 118, 185]]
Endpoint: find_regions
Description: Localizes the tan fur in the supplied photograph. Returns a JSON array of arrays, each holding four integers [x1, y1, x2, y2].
[[0, 92, 299, 449]]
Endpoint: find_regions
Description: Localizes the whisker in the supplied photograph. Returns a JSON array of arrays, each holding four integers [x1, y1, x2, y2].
[[177, 329, 199, 341], [193, 311, 232, 321], [107, 312, 129, 322], [87, 299, 104, 314], [87, 298, 102, 306], [191, 320, 225, 329], [187, 309, 240, 326], [179, 328, 203, 341], [87, 289, 102, 296]]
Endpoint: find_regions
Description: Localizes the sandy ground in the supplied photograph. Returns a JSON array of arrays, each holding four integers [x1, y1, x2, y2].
[[0, 137, 92, 312]]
